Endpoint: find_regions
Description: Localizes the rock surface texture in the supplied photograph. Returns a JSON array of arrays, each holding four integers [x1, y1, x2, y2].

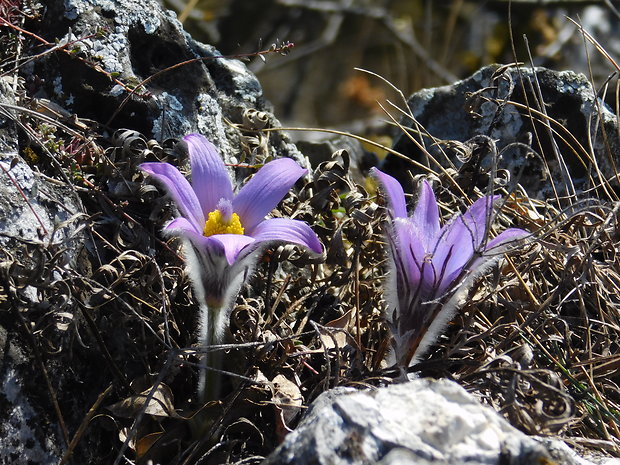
[[382, 64, 620, 200], [264, 378, 606, 465], [37, 0, 304, 166], [0, 79, 84, 465]]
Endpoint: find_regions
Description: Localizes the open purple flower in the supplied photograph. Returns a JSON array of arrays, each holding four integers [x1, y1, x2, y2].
[[373, 168, 527, 370], [141, 133, 322, 399]]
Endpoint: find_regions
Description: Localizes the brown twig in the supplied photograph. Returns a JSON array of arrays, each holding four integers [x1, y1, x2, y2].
[[58, 384, 114, 465]]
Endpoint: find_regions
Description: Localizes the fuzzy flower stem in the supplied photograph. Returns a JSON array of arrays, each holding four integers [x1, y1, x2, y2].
[[198, 303, 224, 403]]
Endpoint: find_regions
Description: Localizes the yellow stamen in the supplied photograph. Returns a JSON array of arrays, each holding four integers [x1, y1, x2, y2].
[[203, 210, 244, 236]]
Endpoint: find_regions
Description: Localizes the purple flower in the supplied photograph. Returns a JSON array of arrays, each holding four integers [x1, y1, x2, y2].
[[141, 133, 322, 399], [373, 168, 527, 370], [142, 133, 322, 303]]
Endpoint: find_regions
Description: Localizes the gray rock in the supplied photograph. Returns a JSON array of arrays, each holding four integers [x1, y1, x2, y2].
[[0, 326, 62, 465], [263, 378, 595, 465], [0, 83, 83, 250], [382, 64, 620, 200], [0, 79, 84, 465], [36, 0, 305, 166]]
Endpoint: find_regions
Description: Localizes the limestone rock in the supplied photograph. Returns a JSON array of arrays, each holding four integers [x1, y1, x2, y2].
[[35, 0, 305, 166], [263, 378, 597, 465], [381, 64, 620, 200], [0, 79, 83, 465]]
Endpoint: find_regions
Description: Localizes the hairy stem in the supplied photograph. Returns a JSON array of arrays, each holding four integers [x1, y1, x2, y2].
[[198, 303, 224, 403]]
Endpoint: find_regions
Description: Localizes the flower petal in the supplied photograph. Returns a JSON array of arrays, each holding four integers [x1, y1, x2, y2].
[[392, 219, 423, 290], [233, 158, 307, 233], [164, 216, 202, 235], [160, 219, 215, 251], [141, 162, 204, 230], [208, 234, 256, 265], [165, 220, 251, 285], [484, 228, 528, 252], [461, 195, 501, 249], [184, 134, 233, 217], [372, 168, 408, 218], [394, 218, 440, 298], [181, 233, 250, 308], [411, 180, 440, 249], [160, 218, 254, 266], [250, 218, 323, 254], [467, 227, 528, 273], [433, 227, 475, 291], [432, 196, 499, 292]]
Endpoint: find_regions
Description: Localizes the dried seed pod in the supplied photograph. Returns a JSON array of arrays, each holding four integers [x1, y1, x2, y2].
[[311, 150, 353, 211], [114, 129, 147, 158], [242, 108, 271, 130], [270, 243, 324, 267], [342, 186, 366, 214], [326, 227, 347, 266]]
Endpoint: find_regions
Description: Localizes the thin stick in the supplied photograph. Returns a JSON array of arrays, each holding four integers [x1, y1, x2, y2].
[[59, 384, 114, 465]]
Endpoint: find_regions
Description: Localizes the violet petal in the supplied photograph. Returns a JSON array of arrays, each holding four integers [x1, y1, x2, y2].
[[435, 259, 465, 296], [434, 215, 475, 275], [468, 228, 528, 272], [372, 168, 407, 218], [431, 228, 471, 292], [184, 134, 233, 217], [141, 162, 204, 230], [164, 217, 202, 235], [250, 218, 323, 254], [433, 195, 500, 284], [162, 221, 217, 252], [233, 158, 307, 233], [442, 228, 527, 294], [484, 227, 528, 253], [392, 219, 424, 291], [208, 234, 256, 265], [460, 195, 501, 249], [411, 180, 440, 250]]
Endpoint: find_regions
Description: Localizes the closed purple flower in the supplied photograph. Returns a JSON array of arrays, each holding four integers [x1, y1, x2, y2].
[[373, 168, 527, 370], [141, 133, 322, 399]]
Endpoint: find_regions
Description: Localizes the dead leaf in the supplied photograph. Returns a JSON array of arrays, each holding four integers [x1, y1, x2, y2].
[[271, 374, 303, 442], [108, 383, 179, 418], [324, 309, 353, 329], [320, 310, 355, 350], [118, 427, 136, 451], [136, 431, 163, 458]]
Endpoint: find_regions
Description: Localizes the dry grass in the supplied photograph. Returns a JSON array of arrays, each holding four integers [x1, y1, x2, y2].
[[1, 1, 620, 464]]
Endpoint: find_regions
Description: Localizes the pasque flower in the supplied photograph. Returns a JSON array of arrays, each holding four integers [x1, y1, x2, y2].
[[373, 168, 526, 371], [141, 134, 322, 400]]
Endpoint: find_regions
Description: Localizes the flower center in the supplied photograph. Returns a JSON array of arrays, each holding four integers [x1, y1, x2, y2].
[[203, 199, 244, 236]]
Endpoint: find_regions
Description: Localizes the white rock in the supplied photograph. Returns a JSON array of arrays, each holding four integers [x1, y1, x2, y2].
[[264, 378, 597, 465]]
